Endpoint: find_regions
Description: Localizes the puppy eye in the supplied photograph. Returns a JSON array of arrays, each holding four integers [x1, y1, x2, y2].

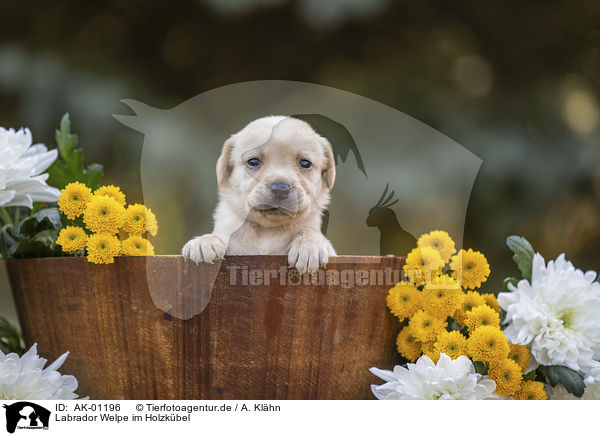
[[246, 158, 261, 168], [299, 159, 312, 169]]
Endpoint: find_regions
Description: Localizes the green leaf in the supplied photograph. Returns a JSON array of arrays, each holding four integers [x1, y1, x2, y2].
[[523, 371, 537, 381], [503, 277, 519, 292], [539, 365, 585, 398], [16, 217, 41, 237], [3, 208, 62, 259], [33, 229, 59, 247], [0, 317, 25, 355], [47, 113, 103, 190], [506, 236, 535, 281], [30, 208, 62, 230], [55, 113, 80, 172], [47, 161, 73, 190], [17, 217, 50, 237], [12, 239, 56, 258], [83, 163, 104, 189], [472, 361, 488, 375]]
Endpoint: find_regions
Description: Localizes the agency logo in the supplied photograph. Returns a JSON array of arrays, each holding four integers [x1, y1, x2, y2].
[[3, 402, 50, 434], [114, 80, 481, 320]]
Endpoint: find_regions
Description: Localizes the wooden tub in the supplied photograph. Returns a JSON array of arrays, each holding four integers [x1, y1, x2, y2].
[[6, 255, 403, 399]]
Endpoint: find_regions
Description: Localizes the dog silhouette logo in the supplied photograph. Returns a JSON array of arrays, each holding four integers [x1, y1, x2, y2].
[[113, 80, 482, 320], [3, 402, 50, 433]]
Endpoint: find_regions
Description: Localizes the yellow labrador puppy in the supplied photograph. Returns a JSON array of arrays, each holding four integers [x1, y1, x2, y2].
[[182, 116, 336, 273]]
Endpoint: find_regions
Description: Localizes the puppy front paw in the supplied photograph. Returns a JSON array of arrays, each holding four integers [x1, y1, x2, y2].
[[288, 233, 335, 274], [182, 234, 226, 264]]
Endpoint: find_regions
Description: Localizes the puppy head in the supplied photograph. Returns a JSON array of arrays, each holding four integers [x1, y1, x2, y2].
[[216, 116, 335, 226]]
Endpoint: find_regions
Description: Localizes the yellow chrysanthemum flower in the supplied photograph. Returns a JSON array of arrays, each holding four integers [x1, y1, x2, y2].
[[422, 340, 440, 363], [464, 304, 501, 333], [56, 226, 88, 253], [433, 330, 468, 360], [122, 204, 148, 235], [453, 290, 486, 325], [146, 207, 158, 237], [408, 310, 447, 344], [508, 343, 531, 372], [387, 282, 422, 321], [83, 195, 126, 234], [396, 326, 423, 361], [488, 358, 523, 397], [94, 185, 126, 206], [121, 235, 155, 256], [417, 230, 456, 263], [482, 292, 502, 313], [87, 232, 121, 264], [403, 246, 445, 285], [513, 380, 547, 400], [450, 249, 491, 290], [467, 325, 510, 363], [58, 182, 92, 220], [422, 275, 465, 319]]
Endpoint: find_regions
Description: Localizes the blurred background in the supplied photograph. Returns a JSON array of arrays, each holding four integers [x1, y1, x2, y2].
[[1, 0, 600, 325]]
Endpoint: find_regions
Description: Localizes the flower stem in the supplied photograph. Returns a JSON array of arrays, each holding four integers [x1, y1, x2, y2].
[[0, 208, 12, 226]]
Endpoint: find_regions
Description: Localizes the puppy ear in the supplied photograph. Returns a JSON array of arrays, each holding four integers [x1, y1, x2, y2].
[[321, 137, 336, 189], [216, 137, 235, 186]]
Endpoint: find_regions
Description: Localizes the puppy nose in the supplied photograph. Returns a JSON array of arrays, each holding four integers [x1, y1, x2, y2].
[[270, 182, 291, 199]]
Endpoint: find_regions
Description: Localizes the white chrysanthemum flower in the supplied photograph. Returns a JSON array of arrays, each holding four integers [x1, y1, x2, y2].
[[370, 354, 498, 400], [498, 253, 600, 373], [0, 127, 60, 208], [0, 344, 83, 400]]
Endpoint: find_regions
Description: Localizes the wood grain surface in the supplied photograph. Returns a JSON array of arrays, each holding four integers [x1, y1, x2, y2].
[[7, 255, 403, 399]]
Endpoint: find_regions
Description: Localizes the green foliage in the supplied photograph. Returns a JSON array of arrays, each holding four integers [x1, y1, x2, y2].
[[0, 317, 25, 355], [506, 236, 535, 281], [47, 113, 103, 190], [522, 370, 537, 381], [539, 365, 585, 398], [1, 208, 63, 258]]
